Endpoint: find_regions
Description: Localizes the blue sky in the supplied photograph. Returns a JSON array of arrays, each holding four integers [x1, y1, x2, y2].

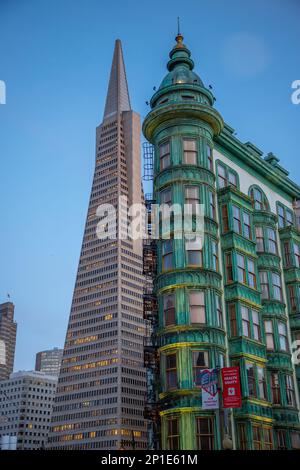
[[0, 0, 299, 371]]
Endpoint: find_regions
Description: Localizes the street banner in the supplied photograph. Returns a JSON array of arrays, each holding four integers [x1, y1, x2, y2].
[[221, 366, 242, 408], [200, 368, 219, 410]]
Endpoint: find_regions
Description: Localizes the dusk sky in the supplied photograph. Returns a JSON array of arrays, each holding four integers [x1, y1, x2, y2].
[[0, 0, 299, 371]]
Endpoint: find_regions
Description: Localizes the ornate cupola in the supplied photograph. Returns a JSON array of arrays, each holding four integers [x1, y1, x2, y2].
[[143, 32, 224, 142]]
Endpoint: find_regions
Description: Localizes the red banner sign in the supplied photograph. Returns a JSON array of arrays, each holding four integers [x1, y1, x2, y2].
[[221, 367, 242, 408]]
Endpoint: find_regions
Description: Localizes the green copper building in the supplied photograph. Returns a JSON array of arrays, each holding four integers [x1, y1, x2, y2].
[[142, 32, 300, 450]]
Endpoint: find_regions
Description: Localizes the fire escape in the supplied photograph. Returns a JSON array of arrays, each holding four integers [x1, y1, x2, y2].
[[142, 143, 160, 449]]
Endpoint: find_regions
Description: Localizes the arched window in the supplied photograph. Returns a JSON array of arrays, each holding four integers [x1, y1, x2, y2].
[[249, 186, 269, 211]]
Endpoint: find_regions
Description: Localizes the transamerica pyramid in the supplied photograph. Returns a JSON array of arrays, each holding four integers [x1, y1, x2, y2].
[[47, 40, 147, 450]]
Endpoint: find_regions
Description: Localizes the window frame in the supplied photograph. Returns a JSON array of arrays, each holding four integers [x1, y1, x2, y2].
[[183, 138, 197, 165], [159, 141, 171, 170]]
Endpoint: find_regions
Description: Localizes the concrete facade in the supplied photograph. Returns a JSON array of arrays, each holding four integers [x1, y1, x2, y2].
[[35, 348, 63, 377], [0, 370, 57, 450]]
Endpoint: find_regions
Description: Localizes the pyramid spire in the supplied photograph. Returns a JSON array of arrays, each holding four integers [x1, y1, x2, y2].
[[103, 39, 131, 120]]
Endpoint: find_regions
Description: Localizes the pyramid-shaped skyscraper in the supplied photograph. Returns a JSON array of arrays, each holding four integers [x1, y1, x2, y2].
[[48, 40, 147, 450]]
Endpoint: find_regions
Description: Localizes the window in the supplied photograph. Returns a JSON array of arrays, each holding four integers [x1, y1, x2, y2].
[[160, 187, 172, 206], [243, 212, 252, 239], [255, 227, 264, 252], [238, 423, 247, 450], [268, 228, 277, 254], [271, 372, 281, 405], [216, 295, 223, 328], [237, 254, 246, 284], [278, 322, 288, 352], [250, 187, 268, 211], [272, 273, 282, 301], [278, 205, 285, 228], [196, 417, 214, 450], [286, 210, 294, 226], [288, 285, 297, 312], [162, 239, 173, 271], [285, 375, 295, 406], [208, 192, 216, 220], [185, 186, 199, 215], [229, 304, 237, 336], [284, 241, 291, 267], [246, 363, 256, 397], [260, 271, 269, 299], [218, 165, 227, 189], [263, 428, 273, 450], [226, 253, 233, 282], [159, 141, 170, 170], [248, 259, 257, 289], [252, 310, 261, 341], [241, 306, 251, 337], [189, 291, 205, 324], [233, 205, 242, 234], [257, 366, 267, 400], [163, 293, 175, 327], [277, 204, 294, 228], [291, 432, 300, 449], [253, 425, 261, 450], [183, 139, 197, 164], [186, 236, 203, 266], [228, 170, 237, 188], [193, 351, 209, 386], [217, 163, 238, 189], [264, 320, 274, 350], [294, 243, 300, 267], [212, 241, 219, 272], [167, 418, 180, 450], [207, 144, 213, 171], [166, 354, 177, 390], [221, 205, 229, 233]]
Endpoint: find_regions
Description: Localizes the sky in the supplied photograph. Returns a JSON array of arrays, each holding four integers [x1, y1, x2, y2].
[[0, 0, 299, 371]]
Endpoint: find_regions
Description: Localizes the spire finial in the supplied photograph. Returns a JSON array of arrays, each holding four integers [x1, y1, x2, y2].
[[175, 17, 184, 46]]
